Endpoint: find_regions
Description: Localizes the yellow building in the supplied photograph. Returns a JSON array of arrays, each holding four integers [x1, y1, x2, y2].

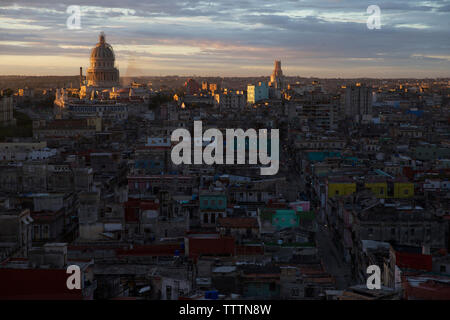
[[364, 181, 414, 199], [393, 182, 414, 198], [328, 180, 414, 199], [328, 182, 356, 197]]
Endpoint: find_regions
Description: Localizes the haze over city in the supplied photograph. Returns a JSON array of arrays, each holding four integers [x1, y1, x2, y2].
[[1, 0, 450, 78]]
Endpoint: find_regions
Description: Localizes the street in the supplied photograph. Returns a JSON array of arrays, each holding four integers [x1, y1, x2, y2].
[[284, 144, 353, 289], [316, 224, 353, 289]]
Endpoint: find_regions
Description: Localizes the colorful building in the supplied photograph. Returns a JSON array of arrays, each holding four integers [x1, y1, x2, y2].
[[365, 181, 414, 199], [199, 194, 227, 210], [199, 194, 227, 226], [247, 82, 269, 104], [328, 179, 414, 199], [327, 182, 356, 198], [259, 208, 316, 231]]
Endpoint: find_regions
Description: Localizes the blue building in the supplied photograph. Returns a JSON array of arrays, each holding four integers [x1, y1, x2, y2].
[[247, 82, 269, 104]]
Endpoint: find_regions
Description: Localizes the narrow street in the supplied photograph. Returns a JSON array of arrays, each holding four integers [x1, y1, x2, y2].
[[285, 144, 353, 290], [316, 224, 353, 289]]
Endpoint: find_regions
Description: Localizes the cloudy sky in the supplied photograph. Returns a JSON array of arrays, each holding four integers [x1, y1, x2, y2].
[[0, 0, 449, 77]]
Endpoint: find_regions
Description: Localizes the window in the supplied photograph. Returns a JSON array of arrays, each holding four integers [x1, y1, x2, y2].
[[291, 288, 299, 297], [440, 265, 447, 273], [211, 213, 216, 224], [391, 228, 395, 235], [33, 225, 40, 240], [43, 225, 50, 239], [404, 189, 409, 195], [203, 214, 208, 224]]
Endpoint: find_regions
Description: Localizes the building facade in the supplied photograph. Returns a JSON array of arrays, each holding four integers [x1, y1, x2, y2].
[[247, 82, 269, 104], [345, 84, 373, 120], [0, 95, 15, 126]]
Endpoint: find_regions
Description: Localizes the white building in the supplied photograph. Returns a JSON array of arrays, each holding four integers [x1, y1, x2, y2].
[[54, 94, 128, 121]]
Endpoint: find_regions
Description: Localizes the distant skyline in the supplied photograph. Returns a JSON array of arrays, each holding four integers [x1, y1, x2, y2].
[[1, 0, 450, 78]]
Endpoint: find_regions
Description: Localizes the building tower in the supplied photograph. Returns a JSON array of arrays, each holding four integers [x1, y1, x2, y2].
[[79, 67, 84, 88], [269, 60, 285, 90], [344, 83, 373, 121]]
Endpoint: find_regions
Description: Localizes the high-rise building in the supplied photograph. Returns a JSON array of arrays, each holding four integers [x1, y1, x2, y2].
[[344, 84, 373, 120], [289, 93, 340, 130], [269, 60, 285, 90], [0, 92, 15, 127]]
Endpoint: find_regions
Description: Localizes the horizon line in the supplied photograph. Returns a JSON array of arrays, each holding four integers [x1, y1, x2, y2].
[[1, 74, 450, 80]]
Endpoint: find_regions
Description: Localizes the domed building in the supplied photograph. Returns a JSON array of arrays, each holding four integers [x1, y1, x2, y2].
[[86, 32, 120, 88]]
